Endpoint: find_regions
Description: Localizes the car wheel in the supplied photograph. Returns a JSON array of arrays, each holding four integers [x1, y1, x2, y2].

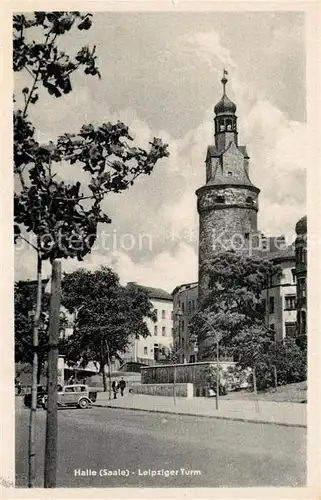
[[78, 398, 89, 409]]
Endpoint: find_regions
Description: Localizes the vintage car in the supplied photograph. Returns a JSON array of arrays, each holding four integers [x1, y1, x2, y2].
[[24, 385, 47, 408], [42, 384, 97, 410]]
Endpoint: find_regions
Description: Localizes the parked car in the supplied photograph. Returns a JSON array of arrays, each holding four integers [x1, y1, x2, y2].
[[23, 385, 47, 408], [42, 384, 97, 410]]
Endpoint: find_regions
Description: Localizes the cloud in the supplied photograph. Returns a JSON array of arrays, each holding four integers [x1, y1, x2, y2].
[[178, 31, 236, 73]]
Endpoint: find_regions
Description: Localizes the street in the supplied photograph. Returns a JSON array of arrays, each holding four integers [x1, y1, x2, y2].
[[16, 405, 306, 488]]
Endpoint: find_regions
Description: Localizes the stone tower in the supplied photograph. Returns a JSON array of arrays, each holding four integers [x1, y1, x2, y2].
[[196, 72, 260, 301]]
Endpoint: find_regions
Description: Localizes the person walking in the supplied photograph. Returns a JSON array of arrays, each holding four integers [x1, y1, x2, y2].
[[16, 380, 22, 395], [112, 380, 118, 399], [118, 377, 126, 396]]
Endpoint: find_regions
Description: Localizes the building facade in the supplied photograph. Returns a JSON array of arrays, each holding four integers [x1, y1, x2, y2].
[[122, 284, 173, 364], [196, 72, 260, 303], [172, 282, 199, 363], [263, 245, 297, 342], [295, 216, 307, 343]]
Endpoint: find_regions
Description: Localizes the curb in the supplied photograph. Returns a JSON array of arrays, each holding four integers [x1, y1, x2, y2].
[[93, 403, 307, 429]]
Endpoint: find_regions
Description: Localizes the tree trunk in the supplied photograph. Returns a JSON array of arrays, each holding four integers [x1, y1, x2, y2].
[[44, 260, 62, 488], [100, 338, 107, 392], [273, 365, 278, 388], [253, 365, 259, 413], [101, 362, 107, 392], [28, 252, 42, 488], [253, 365, 257, 393], [105, 340, 112, 401]]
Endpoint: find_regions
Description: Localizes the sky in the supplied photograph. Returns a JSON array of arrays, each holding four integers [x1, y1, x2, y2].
[[14, 10, 307, 292]]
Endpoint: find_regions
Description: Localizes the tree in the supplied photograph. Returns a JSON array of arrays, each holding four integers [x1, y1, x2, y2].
[[190, 251, 281, 381], [13, 12, 169, 487], [15, 280, 49, 383], [14, 280, 68, 384], [61, 267, 156, 392]]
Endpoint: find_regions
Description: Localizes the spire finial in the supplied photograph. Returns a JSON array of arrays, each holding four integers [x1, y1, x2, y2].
[[221, 68, 228, 94]]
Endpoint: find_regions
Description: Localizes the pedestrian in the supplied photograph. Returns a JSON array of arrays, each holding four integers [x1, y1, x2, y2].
[[118, 377, 126, 396], [112, 380, 118, 399], [16, 380, 22, 395]]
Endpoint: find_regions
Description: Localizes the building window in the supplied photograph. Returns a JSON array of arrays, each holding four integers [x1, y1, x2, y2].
[[162, 310, 166, 319], [245, 232, 249, 240], [227, 171, 232, 176], [181, 338, 185, 348], [171, 311, 174, 320], [155, 309, 158, 320], [144, 347, 148, 355], [285, 322, 296, 338], [162, 326, 166, 336], [216, 195, 225, 204], [181, 320, 185, 332], [291, 268, 296, 284], [246, 196, 254, 205], [154, 325, 158, 336], [269, 296, 275, 314], [284, 295, 296, 310], [181, 302, 185, 313]]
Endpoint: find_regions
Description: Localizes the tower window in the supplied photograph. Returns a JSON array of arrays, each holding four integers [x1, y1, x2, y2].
[[246, 196, 254, 205], [216, 195, 225, 204], [245, 233, 250, 240]]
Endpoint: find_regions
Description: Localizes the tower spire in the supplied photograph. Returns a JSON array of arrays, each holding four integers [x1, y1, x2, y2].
[[221, 68, 228, 95]]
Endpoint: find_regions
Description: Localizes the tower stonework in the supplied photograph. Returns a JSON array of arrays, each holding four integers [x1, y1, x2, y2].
[[196, 73, 260, 302]]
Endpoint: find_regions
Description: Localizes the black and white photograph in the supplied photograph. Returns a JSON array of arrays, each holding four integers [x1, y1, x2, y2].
[[1, 1, 320, 494]]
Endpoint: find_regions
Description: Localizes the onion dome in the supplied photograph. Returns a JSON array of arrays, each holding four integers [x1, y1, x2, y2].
[[295, 215, 307, 235], [214, 73, 237, 115]]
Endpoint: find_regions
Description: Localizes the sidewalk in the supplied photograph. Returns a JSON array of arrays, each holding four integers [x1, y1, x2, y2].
[[94, 393, 306, 428]]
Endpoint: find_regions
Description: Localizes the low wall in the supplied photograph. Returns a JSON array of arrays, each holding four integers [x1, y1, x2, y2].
[[141, 361, 236, 385], [130, 383, 193, 398]]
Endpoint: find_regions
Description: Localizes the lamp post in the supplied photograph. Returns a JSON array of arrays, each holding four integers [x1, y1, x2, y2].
[[173, 308, 183, 406]]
